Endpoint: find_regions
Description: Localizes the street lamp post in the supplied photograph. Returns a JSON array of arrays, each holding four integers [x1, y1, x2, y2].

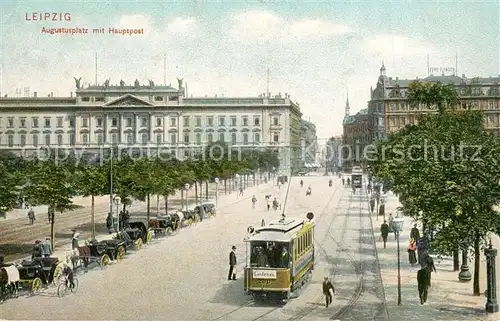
[[392, 217, 404, 306], [235, 174, 240, 193], [214, 178, 219, 207], [485, 240, 499, 313], [184, 183, 190, 211], [113, 196, 121, 233]]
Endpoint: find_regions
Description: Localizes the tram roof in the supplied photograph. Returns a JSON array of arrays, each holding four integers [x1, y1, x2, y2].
[[248, 217, 309, 242], [248, 231, 292, 242]]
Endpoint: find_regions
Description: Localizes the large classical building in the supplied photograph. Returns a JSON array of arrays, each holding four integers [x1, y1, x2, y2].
[[342, 94, 369, 169], [368, 63, 500, 141], [299, 119, 318, 167], [0, 78, 304, 173]]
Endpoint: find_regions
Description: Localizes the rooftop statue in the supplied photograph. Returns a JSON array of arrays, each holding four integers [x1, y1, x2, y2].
[[73, 77, 82, 89], [120, 79, 125, 87]]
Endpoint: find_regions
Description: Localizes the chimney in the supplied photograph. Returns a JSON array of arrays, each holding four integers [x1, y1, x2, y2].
[[33, 92, 37, 97], [70, 92, 73, 97]]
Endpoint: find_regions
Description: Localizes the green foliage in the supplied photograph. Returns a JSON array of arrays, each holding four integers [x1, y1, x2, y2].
[[407, 81, 459, 114]]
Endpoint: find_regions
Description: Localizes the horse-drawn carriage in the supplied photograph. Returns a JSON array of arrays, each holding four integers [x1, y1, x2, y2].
[[113, 229, 144, 251], [1, 257, 64, 301], [149, 215, 179, 237], [128, 217, 154, 244]]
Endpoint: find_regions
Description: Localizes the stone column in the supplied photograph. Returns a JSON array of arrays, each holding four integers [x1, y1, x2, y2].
[[149, 112, 154, 144], [134, 113, 139, 144], [75, 114, 80, 145]]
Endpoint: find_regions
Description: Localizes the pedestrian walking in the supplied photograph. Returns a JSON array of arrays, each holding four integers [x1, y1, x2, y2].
[[238, 187, 243, 197], [408, 238, 417, 266], [417, 268, 430, 304], [42, 237, 52, 258], [252, 195, 257, 208], [261, 219, 265, 227], [228, 246, 237, 280], [322, 276, 335, 307], [417, 235, 430, 265], [380, 221, 389, 248], [410, 224, 420, 244], [27, 208, 35, 225], [341, 177, 345, 186], [369, 198, 375, 214], [422, 253, 436, 287]]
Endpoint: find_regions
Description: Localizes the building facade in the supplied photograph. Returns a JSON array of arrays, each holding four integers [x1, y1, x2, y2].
[[299, 119, 318, 167], [342, 94, 369, 170], [0, 78, 303, 173], [368, 63, 500, 141]]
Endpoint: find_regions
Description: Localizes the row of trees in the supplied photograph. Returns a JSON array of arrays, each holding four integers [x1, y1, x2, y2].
[[369, 81, 500, 296], [0, 142, 280, 249]]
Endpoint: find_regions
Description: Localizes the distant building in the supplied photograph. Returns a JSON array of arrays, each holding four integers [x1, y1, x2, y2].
[[342, 93, 369, 170], [368, 63, 500, 142], [0, 78, 304, 173], [299, 119, 318, 169], [325, 135, 342, 171]]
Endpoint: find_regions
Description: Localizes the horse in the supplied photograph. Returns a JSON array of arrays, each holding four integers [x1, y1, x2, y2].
[[0, 265, 20, 302]]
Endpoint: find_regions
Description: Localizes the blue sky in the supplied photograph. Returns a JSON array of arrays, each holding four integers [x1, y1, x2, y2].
[[0, 0, 499, 139]]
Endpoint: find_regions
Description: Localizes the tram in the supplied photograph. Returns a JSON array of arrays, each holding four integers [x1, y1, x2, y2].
[[244, 214, 315, 301], [351, 166, 363, 188]]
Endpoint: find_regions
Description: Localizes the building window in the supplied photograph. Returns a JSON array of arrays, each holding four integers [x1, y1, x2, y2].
[[207, 133, 213, 143], [184, 133, 190, 143], [156, 117, 162, 127], [254, 132, 260, 143], [273, 133, 279, 142], [273, 117, 279, 126], [44, 118, 51, 128], [127, 134, 133, 145], [170, 150, 176, 158], [69, 117, 75, 127], [195, 117, 202, 127], [32, 118, 39, 128], [8, 135, 13, 147], [243, 117, 248, 126], [111, 133, 118, 144], [155, 96, 163, 101], [219, 133, 225, 142], [231, 133, 237, 144], [20, 135, 26, 147], [170, 133, 177, 144], [254, 117, 260, 126], [20, 118, 26, 128], [82, 118, 89, 128], [231, 117, 237, 126], [82, 134, 89, 145], [183, 116, 190, 127], [207, 117, 213, 127], [55, 117, 62, 128], [126, 117, 132, 127], [96, 117, 103, 127], [32, 135, 38, 147], [156, 134, 162, 144], [219, 117, 225, 126], [112, 117, 118, 127], [170, 117, 177, 127], [184, 150, 190, 157], [69, 133, 75, 145], [195, 133, 201, 145], [95, 97, 104, 102], [141, 133, 148, 144], [489, 101, 495, 109], [7, 118, 13, 128], [82, 97, 90, 102], [243, 133, 248, 145], [140, 117, 147, 127], [57, 134, 63, 146], [44, 134, 50, 146], [97, 134, 104, 145]]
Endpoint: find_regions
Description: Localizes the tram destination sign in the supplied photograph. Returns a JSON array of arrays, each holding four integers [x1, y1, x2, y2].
[[253, 270, 277, 279]]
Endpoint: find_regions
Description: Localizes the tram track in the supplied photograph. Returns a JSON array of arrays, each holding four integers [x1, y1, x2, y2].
[[209, 176, 345, 321]]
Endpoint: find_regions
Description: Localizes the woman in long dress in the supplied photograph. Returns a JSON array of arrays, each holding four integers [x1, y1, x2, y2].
[[408, 238, 417, 266]]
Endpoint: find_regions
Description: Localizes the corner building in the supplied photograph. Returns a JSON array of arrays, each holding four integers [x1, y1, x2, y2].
[[0, 79, 303, 173]]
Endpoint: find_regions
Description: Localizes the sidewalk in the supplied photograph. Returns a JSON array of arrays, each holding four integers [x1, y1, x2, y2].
[[374, 192, 494, 320]]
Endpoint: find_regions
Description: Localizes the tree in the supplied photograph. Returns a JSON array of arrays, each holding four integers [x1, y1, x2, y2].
[[370, 81, 500, 296], [23, 159, 75, 250], [0, 162, 22, 215], [130, 158, 157, 221], [74, 160, 109, 239]]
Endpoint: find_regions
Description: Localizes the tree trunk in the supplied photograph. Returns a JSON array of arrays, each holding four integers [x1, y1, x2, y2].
[[205, 181, 208, 200], [195, 181, 199, 204], [224, 179, 227, 194], [91, 195, 95, 239], [199, 181, 203, 201], [50, 211, 55, 250], [181, 189, 184, 208], [473, 233, 481, 295], [146, 193, 151, 221], [164, 194, 169, 215], [453, 249, 460, 271]]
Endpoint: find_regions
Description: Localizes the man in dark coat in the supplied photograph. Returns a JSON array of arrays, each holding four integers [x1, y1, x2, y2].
[[410, 224, 420, 244], [380, 221, 390, 248], [421, 253, 437, 287], [228, 246, 237, 280], [31, 240, 43, 259], [322, 276, 335, 307], [417, 268, 430, 304], [417, 235, 430, 265]]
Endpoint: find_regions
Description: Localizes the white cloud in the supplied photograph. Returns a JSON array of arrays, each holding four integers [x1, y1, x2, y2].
[[230, 10, 351, 42], [167, 17, 198, 34], [362, 34, 434, 56]]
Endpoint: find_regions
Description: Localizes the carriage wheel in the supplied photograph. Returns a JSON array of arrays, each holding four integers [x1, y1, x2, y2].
[[146, 230, 153, 244], [135, 238, 143, 250], [166, 227, 173, 236], [116, 246, 126, 261], [194, 215, 199, 224], [53, 262, 66, 285], [186, 219, 192, 226], [100, 254, 110, 268], [31, 277, 42, 294]]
